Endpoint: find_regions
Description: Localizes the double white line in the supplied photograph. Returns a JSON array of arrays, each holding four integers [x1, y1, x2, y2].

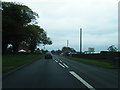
[[58, 62, 69, 68], [63, 63, 69, 68], [58, 63, 65, 68], [54, 58, 69, 68], [53, 57, 96, 90], [53, 58, 58, 62]]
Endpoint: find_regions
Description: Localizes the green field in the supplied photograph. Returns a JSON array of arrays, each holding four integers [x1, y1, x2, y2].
[[66, 56, 120, 69], [2, 54, 42, 73]]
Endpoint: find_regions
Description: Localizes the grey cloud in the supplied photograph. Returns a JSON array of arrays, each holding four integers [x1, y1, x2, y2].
[[4, 0, 119, 52]]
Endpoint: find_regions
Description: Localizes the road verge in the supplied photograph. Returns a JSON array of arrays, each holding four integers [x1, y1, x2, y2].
[[65, 56, 120, 69], [2, 54, 43, 78]]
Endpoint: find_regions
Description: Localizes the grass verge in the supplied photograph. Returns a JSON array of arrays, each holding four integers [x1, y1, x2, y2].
[[2, 54, 42, 73], [66, 56, 120, 69]]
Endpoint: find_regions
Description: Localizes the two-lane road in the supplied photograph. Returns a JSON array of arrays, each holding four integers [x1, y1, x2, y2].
[[2, 55, 119, 89]]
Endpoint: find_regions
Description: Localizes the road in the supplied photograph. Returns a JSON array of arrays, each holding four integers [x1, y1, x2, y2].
[[2, 55, 119, 89]]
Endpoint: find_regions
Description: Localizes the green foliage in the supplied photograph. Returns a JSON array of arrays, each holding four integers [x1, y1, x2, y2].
[[107, 45, 118, 52], [2, 1, 52, 53], [2, 2, 38, 25], [2, 1, 39, 53], [42, 34, 52, 45], [62, 47, 76, 53], [23, 24, 52, 52]]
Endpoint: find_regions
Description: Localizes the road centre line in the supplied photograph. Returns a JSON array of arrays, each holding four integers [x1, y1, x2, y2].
[[54, 57, 69, 68], [55, 57, 60, 61], [55, 57, 60, 60], [53, 58, 58, 62], [69, 71, 96, 90], [60, 60, 62, 62], [53, 58, 57, 60], [55, 60, 58, 63], [58, 63, 65, 68], [63, 63, 69, 68], [55, 57, 62, 63]]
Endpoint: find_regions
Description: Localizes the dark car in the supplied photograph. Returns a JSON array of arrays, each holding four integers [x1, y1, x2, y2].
[[44, 52, 53, 59]]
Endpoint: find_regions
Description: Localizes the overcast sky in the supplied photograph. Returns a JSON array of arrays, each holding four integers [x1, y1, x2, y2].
[[3, 0, 119, 52]]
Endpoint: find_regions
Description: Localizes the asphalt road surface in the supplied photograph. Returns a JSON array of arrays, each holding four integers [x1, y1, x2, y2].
[[2, 55, 119, 89]]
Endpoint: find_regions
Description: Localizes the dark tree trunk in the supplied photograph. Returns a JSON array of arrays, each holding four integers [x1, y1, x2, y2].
[[29, 44, 36, 53], [12, 42, 19, 53]]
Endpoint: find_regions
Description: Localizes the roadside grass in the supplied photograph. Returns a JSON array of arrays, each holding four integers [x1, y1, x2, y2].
[[66, 56, 120, 69], [2, 54, 42, 73]]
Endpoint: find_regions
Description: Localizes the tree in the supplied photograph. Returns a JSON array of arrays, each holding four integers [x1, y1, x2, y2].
[[2, 2, 52, 53], [24, 25, 44, 52], [20, 25, 52, 52], [51, 50, 55, 54], [107, 45, 118, 52], [2, 2, 38, 53], [41, 32, 52, 46], [62, 46, 76, 55]]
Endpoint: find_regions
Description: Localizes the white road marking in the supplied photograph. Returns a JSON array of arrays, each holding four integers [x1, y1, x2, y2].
[[63, 63, 69, 68], [55, 60, 58, 62], [60, 60, 62, 62], [59, 63, 65, 68], [53, 58, 58, 63], [69, 71, 96, 90], [56, 58, 60, 60]]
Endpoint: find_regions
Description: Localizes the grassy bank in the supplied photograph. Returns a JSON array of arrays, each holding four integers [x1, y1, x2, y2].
[[66, 56, 120, 69], [3, 54, 42, 73]]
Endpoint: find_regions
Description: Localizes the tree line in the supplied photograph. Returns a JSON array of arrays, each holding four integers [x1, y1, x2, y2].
[[2, 2, 52, 54]]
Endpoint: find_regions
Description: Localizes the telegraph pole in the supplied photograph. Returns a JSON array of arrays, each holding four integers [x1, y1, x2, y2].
[[80, 28, 82, 53]]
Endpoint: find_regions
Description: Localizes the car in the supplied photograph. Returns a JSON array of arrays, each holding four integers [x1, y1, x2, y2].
[[44, 52, 53, 59]]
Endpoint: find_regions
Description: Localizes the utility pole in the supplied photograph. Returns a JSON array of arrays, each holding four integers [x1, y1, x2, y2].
[[80, 28, 82, 53], [67, 40, 69, 47]]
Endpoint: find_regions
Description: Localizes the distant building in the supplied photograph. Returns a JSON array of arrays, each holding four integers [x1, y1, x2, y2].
[[18, 44, 29, 52], [88, 48, 95, 53], [84, 48, 95, 54]]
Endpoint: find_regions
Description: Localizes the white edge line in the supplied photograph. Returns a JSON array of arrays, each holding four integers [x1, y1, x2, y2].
[[69, 71, 96, 90], [59, 63, 65, 68], [63, 63, 69, 68]]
